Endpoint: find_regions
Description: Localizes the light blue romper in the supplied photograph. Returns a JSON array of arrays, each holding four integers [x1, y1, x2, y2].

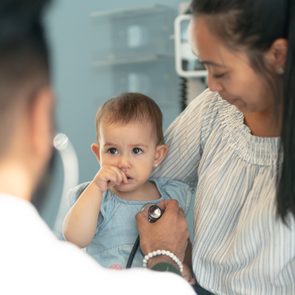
[[67, 177, 193, 269]]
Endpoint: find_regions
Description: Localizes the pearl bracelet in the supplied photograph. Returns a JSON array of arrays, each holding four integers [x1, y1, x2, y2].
[[142, 250, 183, 274]]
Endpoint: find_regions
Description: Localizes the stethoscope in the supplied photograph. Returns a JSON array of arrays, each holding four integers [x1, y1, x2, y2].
[[126, 204, 163, 268]]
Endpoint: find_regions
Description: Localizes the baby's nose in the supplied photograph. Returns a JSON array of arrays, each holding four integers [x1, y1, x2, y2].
[[118, 156, 130, 169]]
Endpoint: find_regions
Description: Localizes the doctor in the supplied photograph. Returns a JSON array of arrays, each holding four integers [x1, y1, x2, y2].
[[0, 0, 193, 294]]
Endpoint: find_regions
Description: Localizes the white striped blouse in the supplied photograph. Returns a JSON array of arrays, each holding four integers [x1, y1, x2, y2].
[[154, 89, 295, 295]]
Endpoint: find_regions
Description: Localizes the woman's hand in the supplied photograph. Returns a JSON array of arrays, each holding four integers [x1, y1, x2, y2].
[[136, 200, 189, 264]]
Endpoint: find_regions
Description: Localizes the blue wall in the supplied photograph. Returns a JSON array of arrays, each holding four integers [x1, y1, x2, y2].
[[43, 0, 188, 228]]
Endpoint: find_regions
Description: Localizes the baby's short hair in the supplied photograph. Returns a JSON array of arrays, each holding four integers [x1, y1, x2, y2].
[[96, 92, 164, 145]]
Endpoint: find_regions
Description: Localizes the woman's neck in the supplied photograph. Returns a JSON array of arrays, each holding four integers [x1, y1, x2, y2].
[[244, 106, 282, 137]]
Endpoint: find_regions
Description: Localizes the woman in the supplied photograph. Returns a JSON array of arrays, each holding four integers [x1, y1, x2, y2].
[[137, 0, 295, 294]]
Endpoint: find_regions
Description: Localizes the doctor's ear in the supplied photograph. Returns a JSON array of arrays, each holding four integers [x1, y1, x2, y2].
[[30, 86, 54, 163], [91, 143, 100, 162], [153, 144, 168, 168]]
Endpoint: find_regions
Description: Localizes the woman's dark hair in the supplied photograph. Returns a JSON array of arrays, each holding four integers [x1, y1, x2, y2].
[[191, 0, 295, 221]]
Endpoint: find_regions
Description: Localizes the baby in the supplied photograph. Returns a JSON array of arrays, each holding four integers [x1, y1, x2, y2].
[[62, 92, 194, 282]]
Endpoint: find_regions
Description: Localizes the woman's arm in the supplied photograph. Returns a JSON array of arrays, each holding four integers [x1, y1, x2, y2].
[[153, 89, 216, 187]]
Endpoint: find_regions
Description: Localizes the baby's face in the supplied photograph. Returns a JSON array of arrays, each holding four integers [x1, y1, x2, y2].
[[98, 120, 160, 193]]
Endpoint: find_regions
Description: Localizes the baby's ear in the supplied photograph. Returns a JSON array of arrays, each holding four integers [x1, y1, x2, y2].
[[154, 144, 168, 168], [91, 143, 100, 162]]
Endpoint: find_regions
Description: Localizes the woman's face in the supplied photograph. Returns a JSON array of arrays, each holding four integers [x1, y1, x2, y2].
[[189, 16, 276, 114]]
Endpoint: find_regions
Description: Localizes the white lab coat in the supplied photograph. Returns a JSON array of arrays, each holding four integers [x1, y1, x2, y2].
[[0, 193, 194, 295]]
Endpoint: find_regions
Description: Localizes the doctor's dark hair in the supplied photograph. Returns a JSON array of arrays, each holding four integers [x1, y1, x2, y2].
[[0, 0, 51, 156], [95, 93, 165, 145], [190, 0, 295, 221]]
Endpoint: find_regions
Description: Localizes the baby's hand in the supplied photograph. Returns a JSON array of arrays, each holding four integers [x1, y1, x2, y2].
[[93, 165, 128, 193]]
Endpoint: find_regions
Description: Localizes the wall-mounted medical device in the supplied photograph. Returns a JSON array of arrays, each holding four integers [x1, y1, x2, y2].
[[174, 14, 207, 78]]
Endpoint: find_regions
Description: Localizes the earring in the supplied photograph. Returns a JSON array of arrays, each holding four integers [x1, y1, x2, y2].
[[154, 163, 158, 168], [277, 67, 285, 75]]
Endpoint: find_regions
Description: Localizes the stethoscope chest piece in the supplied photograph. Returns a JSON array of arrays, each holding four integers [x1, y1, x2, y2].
[[148, 205, 163, 223]]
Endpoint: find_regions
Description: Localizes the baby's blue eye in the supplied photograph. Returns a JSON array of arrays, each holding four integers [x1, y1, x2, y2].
[[108, 148, 118, 155], [133, 147, 143, 154]]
